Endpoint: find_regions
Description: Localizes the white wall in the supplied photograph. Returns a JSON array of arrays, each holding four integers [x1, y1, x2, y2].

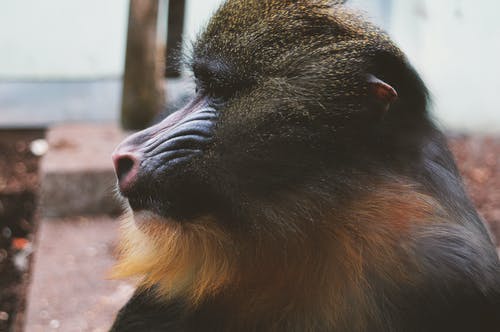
[[0, 0, 223, 80], [389, 0, 500, 133], [184, 0, 224, 42], [347, 0, 392, 30], [0, 0, 129, 80]]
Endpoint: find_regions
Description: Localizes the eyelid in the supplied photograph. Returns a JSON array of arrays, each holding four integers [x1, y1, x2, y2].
[[193, 80, 228, 107], [196, 76, 233, 99]]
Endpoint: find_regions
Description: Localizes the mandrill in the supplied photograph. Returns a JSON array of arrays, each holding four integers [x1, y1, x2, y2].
[[110, 0, 500, 331]]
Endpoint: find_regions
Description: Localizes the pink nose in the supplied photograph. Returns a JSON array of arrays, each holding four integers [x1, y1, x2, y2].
[[112, 151, 141, 193]]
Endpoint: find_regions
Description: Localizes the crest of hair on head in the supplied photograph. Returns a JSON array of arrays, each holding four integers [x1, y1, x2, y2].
[[111, 212, 238, 306]]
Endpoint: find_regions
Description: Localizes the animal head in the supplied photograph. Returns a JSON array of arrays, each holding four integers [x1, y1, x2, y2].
[[113, 0, 426, 223], [112, 0, 431, 303]]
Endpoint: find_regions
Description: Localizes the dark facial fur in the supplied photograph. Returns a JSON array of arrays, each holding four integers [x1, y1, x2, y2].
[[111, 1, 500, 331], [114, 0, 426, 223]]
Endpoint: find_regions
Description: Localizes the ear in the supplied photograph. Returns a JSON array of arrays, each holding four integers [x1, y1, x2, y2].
[[367, 74, 398, 112]]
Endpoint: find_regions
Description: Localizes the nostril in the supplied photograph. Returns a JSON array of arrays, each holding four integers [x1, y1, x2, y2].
[[112, 152, 140, 193], [116, 156, 135, 182]]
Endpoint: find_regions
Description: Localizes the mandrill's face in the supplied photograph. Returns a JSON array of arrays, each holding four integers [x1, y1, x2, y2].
[[110, 0, 420, 307], [112, 0, 400, 224]]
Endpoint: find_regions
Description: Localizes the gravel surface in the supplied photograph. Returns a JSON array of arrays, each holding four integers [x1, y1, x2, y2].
[[0, 129, 44, 332]]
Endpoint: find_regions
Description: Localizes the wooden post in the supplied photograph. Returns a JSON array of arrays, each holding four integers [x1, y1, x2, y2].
[[165, 0, 186, 77], [121, 0, 165, 130]]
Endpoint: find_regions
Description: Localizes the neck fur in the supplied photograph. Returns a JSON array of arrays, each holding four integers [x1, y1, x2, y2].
[[112, 182, 446, 331]]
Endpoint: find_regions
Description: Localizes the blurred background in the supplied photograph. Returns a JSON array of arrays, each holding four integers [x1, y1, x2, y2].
[[0, 0, 498, 331], [1, 0, 499, 131]]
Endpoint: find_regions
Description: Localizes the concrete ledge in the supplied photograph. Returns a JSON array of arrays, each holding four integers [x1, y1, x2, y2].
[[24, 217, 133, 332], [39, 123, 126, 218], [0, 78, 193, 128]]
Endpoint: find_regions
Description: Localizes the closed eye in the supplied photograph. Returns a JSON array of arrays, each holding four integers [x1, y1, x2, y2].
[[194, 74, 235, 101], [192, 58, 254, 102]]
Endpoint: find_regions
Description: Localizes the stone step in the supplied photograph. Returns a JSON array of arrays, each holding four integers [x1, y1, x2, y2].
[[39, 123, 126, 218], [23, 124, 134, 331], [24, 217, 133, 332]]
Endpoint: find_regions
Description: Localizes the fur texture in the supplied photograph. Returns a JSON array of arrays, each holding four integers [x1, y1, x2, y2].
[[112, 180, 464, 331], [110, 1, 500, 331]]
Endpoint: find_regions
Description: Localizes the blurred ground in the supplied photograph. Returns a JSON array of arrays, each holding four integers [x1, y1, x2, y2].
[[449, 135, 500, 243], [0, 130, 499, 332], [0, 130, 44, 332]]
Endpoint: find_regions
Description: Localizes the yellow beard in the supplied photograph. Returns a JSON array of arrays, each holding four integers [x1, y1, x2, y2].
[[111, 210, 236, 305]]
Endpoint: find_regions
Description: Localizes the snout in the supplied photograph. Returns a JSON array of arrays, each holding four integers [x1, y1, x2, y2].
[[111, 102, 218, 201]]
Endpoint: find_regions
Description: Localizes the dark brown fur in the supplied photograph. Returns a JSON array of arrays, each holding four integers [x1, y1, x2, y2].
[[110, 1, 500, 331]]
